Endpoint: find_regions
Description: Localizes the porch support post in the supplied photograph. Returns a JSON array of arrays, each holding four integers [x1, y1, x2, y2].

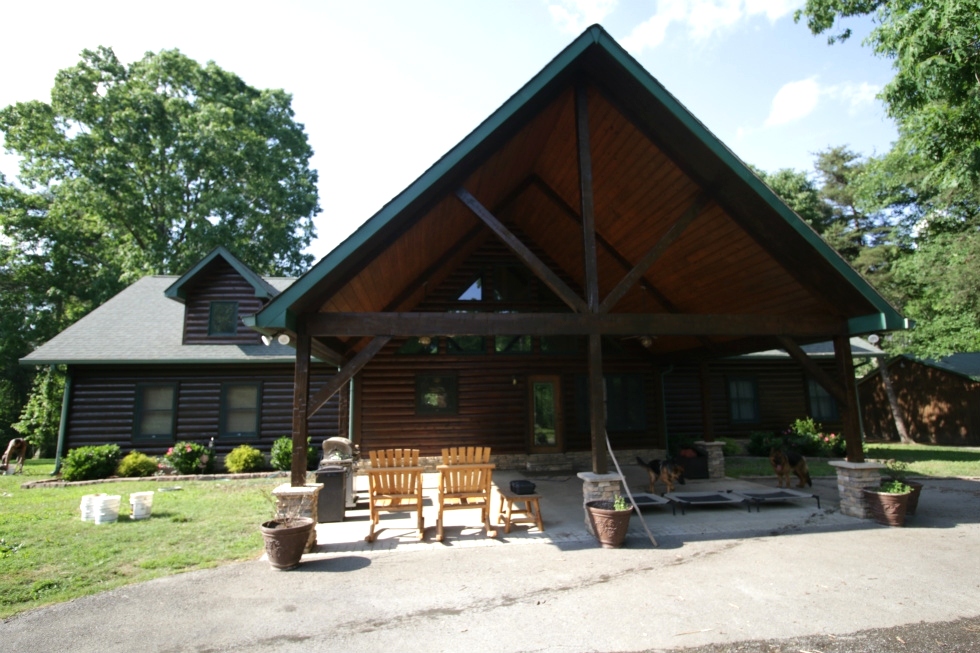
[[834, 333, 864, 462], [699, 361, 714, 442], [577, 81, 607, 475], [291, 330, 312, 487]]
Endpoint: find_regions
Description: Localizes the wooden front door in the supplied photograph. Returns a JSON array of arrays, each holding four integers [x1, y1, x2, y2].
[[528, 375, 563, 453]]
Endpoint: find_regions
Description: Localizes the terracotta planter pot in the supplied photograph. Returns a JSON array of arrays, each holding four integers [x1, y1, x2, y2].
[[863, 489, 910, 527], [260, 518, 315, 570], [586, 500, 632, 548]]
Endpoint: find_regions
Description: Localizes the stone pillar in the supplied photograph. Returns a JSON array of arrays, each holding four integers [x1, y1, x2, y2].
[[696, 441, 726, 479], [272, 483, 322, 552], [830, 460, 884, 518], [577, 471, 623, 536]]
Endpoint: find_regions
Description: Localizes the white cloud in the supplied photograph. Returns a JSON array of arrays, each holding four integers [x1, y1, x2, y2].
[[825, 81, 881, 114], [764, 77, 821, 126], [621, 0, 802, 54], [547, 0, 619, 34]]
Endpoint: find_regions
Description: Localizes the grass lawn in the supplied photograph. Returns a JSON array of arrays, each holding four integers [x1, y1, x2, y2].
[[725, 443, 980, 479], [0, 460, 279, 619]]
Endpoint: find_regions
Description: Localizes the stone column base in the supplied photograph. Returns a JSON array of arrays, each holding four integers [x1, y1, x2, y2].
[[829, 460, 884, 519], [272, 483, 322, 552], [696, 441, 726, 479], [577, 472, 623, 536]]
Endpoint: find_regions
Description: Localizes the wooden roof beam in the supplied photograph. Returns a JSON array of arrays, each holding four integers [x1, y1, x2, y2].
[[599, 192, 710, 313], [776, 336, 848, 404], [455, 187, 588, 313], [305, 311, 846, 338], [306, 336, 391, 419]]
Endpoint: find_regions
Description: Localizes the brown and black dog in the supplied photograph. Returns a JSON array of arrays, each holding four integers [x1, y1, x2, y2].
[[769, 446, 812, 488], [1, 438, 27, 474], [636, 456, 685, 494]]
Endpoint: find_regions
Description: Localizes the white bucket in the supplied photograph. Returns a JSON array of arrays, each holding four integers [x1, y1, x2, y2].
[[129, 491, 154, 520], [91, 495, 121, 524], [80, 494, 105, 522]]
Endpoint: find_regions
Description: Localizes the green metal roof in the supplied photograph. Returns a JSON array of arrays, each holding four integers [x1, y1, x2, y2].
[[255, 24, 906, 336]]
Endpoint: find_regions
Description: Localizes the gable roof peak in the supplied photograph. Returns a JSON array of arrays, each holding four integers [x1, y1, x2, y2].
[[163, 246, 280, 304]]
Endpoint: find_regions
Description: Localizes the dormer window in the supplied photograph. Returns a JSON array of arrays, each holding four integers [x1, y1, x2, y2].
[[209, 301, 239, 336]]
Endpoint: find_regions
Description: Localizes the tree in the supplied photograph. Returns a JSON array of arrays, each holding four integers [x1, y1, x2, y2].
[[0, 46, 319, 278], [797, 0, 980, 210], [0, 47, 320, 440]]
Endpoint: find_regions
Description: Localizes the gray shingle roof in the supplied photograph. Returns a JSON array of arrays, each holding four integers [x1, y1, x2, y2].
[[22, 276, 298, 365], [734, 337, 885, 360]]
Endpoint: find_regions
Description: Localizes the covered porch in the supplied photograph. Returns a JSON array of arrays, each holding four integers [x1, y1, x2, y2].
[[247, 27, 905, 499]]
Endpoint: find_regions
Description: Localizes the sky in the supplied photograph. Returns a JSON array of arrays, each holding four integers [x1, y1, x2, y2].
[[0, 0, 898, 263]]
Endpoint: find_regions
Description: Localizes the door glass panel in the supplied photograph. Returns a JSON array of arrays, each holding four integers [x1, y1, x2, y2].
[[532, 381, 557, 447]]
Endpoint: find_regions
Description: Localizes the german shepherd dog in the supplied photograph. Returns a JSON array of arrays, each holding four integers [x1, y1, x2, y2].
[[769, 445, 812, 488], [1, 438, 27, 474], [636, 456, 686, 494]]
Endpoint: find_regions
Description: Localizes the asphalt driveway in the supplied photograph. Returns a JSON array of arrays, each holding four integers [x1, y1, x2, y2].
[[3, 475, 979, 653]]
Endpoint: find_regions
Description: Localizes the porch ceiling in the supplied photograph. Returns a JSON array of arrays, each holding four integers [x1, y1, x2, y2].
[[255, 26, 903, 362]]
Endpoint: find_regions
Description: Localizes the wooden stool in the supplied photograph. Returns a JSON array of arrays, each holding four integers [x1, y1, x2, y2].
[[496, 488, 544, 534]]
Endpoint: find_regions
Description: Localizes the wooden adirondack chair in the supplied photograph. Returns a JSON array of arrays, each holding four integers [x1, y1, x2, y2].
[[364, 448, 425, 543], [436, 446, 496, 542]]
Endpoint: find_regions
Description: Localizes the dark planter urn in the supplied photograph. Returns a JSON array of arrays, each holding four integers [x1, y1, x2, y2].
[[905, 481, 923, 515], [260, 518, 315, 570], [863, 489, 910, 527], [586, 500, 632, 548]]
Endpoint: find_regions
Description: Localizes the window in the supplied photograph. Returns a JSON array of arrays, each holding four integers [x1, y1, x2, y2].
[[807, 379, 839, 421], [728, 377, 759, 423], [494, 335, 532, 354], [415, 373, 458, 415], [397, 337, 439, 355], [220, 383, 260, 438], [447, 335, 485, 354], [575, 374, 647, 432], [135, 384, 176, 441], [209, 301, 239, 336], [457, 275, 483, 301]]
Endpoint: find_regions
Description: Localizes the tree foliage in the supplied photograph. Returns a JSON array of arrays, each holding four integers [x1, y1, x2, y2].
[[0, 47, 320, 439], [797, 0, 980, 209]]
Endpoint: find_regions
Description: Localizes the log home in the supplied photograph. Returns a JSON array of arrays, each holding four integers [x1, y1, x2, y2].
[[244, 26, 907, 485]]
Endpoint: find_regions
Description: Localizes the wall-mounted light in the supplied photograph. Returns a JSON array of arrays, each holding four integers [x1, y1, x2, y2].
[[277, 333, 292, 346], [418, 336, 432, 346], [261, 334, 274, 346], [639, 336, 654, 349]]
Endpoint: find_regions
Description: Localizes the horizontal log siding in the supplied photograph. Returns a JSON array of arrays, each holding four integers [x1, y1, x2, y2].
[[66, 364, 339, 456], [356, 341, 660, 456], [859, 361, 980, 445], [664, 359, 844, 440], [182, 258, 265, 345], [353, 233, 661, 455]]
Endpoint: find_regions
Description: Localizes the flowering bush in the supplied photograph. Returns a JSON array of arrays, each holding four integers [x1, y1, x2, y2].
[[748, 419, 846, 458], [165, 440, 216, 475]]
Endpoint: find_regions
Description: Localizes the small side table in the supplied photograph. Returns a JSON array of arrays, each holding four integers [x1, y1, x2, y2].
[[496, 488, 544, 534]]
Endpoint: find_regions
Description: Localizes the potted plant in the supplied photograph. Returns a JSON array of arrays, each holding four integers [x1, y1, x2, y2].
[[260, 493, 316, 570], [863, 477, 912, 527], [585, 494, 633, 548], [884, 459, 923, 515]]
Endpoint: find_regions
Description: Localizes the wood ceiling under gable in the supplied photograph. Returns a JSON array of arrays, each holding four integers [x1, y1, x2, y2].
[[308, 78, 841, 359]]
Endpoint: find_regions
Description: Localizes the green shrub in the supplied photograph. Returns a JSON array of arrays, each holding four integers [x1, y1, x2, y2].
[[165, 441, 216, 475], [717, 437, 741, 457], [117, 451, 159, 477], [270, 436, 319, 471], [747, 430, 782, 456], [61, 444, 122, 482], [225, 445, 265, 473]]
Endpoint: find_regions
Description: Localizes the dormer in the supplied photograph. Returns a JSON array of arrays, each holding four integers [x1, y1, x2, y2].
[[164, 247, 280, 345]]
